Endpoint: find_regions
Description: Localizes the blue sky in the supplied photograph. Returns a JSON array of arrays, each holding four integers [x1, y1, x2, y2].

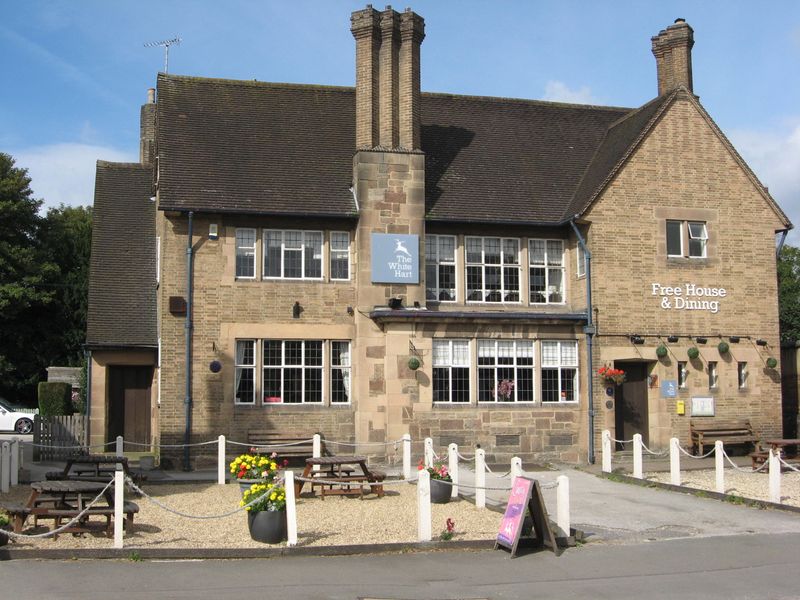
[[3, 1, 799, 240]]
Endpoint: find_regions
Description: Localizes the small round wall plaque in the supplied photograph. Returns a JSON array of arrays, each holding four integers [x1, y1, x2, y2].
[[209, 360, 222, 373], [605, 386, 614, 396]]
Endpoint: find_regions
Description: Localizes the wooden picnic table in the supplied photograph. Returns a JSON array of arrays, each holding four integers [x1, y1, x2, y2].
[[295, 456, 386, 499], [762, 439, 800, 454], [750, 439, 800, 469], [45, 453, 141, 483]]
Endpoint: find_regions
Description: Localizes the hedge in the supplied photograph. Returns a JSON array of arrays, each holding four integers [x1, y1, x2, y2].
[[38, 382, 73, 416]]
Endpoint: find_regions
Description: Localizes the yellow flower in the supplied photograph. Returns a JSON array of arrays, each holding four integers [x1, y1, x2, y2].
[[270, 462, 277, 470], [270, 493, 276, 500]]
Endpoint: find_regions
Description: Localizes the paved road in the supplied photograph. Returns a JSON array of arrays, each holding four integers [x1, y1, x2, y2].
[[3, 533, 800, 599]]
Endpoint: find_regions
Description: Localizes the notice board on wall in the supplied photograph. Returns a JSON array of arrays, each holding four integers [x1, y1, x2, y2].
[[495, 476, 558, 558]]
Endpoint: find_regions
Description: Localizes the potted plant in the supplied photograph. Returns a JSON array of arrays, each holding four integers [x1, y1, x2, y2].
[[241, 482, 288, 543], [687, 347, 700, 360], [418, 459, 453, 503], [597, 365, 626, 386], [0, 511, 9, 547], [230, 449, 286, 493], [495, 379, 515, 402]]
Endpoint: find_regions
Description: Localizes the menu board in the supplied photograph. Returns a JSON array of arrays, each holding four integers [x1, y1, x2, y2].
[[495, 477, 558, 558]]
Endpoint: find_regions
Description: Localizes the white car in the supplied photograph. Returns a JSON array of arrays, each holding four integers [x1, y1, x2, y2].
[[0, 398, 38, 434]]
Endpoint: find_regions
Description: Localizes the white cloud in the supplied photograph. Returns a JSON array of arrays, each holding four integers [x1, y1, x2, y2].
[[542, 80, 596, 105], [729, 122, 800, 244], [12, 143, 136, 211]]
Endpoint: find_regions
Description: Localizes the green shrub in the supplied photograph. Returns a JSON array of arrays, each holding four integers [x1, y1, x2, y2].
[[38, 382, 73, 416]]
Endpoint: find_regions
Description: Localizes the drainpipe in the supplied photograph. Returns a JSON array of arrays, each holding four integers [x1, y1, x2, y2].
[[85, 349, 92, 445], [184, 211, 194, 471], [570, 219, 595, 464]]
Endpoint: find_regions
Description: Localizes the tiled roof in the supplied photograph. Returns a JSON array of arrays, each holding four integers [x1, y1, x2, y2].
[[155, 74, 646, 223], [87, 162, 157, 348]]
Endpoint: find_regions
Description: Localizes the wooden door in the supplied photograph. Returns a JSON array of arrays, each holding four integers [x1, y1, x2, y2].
[[615, 362, 649, 449], [107, 366, 152, 445]]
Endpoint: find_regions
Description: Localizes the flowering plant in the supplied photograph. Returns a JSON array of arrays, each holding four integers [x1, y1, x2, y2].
[[0, 511, 8, 528], [240, 482, 286, 512], [495, 379, 515, 401], [229, 449, 286, 481], [598, 365, 626, 385], [418, 459, 452, 481], [440, 518, 455, 541]]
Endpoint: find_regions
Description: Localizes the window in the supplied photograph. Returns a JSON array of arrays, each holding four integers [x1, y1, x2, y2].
[[678, 361, 688, 388], [235, 228, 256, 278], [576, 242, 586, 278], [433, 340, 470, 403], [708, 361, 718, 389], [330, 232, 350, 280], [466, 237, 520, 303], [263, 340, 323, 403], [234, 340, 256, 404], [477, 340, 534, 402], [529, 239, 564, 304], [331, 341, 351, 403], [738, 362, 748, 389], [264, 230, 323, 279], [425, 235, 456, 302], [541, 341, 578, 402], [667, 220, 707, 258]]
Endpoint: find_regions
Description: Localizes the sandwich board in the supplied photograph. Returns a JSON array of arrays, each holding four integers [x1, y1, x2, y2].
[[494, 476, 558, 558]]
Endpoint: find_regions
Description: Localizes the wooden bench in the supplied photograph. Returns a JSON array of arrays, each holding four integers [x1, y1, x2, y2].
[[690, 419, 758, 455], [48, 501, 139, 538], [247, 432, 326, 464]]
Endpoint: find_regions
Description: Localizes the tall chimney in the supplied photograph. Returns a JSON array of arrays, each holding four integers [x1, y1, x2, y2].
[[351, 5, 424, 150], [140, 87, 156, 164], [651, 18, 694, 96]]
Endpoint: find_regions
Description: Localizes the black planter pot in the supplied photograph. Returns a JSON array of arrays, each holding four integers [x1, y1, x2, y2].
[[430, 478, 452, 504], [0, 529, 8, 547], [247, 510, 287, 544]]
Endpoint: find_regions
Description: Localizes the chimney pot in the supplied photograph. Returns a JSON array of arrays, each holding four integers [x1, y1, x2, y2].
[[147, 88, 156, 104], [674, 17, 685, 23]]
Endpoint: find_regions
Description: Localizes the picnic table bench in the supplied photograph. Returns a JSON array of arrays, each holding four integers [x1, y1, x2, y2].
[[44, 453, 145, 485], [247, 432, 326, 464], [295, 456, 386, 499], [690, 419, 758, 455]]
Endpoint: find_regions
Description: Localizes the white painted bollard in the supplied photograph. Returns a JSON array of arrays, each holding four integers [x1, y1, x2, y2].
[[417, 469, 432, 541], [0, 442, 9, 494], [448, 443, 459, 498], [285, 470, 297, 546], [632, 433, 643, 479], [424, 437, 434, 468], [10, 438, 19, 486], [556, 475, 570, 538], [402, 433, 411, 480], [312, 434, 321, 472], [475, 448, 486, 509], [511, 456, 523, 479], [114, 469, 124, 549], [669, 437, 681, 486], [715, 440, 725, 494], [601, 430, 612, 473], [116, 435, 124, 457], [769, 449, 781, 504], [217, 435, 226, 485]]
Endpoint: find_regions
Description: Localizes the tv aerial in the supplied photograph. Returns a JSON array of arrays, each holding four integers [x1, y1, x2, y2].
[[144, 36, 182, 73]]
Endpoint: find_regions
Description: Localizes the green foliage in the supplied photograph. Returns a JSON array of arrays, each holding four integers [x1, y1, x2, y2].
[[38, 381, 73, 416], [778, 245, 800, 344], [687, 347, 700, 360], [724, 493, 745, 505], [76, 356, 88, 415], [128, 551, 142, 562]]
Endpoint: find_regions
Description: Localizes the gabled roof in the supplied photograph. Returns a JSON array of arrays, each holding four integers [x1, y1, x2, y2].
[[87, 162, 157, 348]]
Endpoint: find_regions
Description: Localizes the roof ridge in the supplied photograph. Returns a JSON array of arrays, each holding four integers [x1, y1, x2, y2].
[[158, 73, 354, 93], [422, 90, 632, 113]]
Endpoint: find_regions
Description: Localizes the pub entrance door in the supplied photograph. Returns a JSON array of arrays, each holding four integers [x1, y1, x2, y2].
[[614, 362, 649, 450]]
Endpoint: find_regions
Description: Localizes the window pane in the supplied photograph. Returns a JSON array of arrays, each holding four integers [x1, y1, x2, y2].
[[265, 231, 282, 277], [466, 238, 482, 263], [452, 340, 470, 366], [305, 368, 322, 403], [304, 232, 322, 278], [263, 340, 281, 366], [561, 368, 576, 401], [439, 236, 455, 262], [235, 368, 254, 403], [433, 368, 450, 402], [283, 368, 302, 403], [561, 342, 577, 366], [484, 238, 501, 264], [666, 221, 682, 256], [541, 369, 559, 402], [546, 240, 563, 266], [235, 229, 255, 278], [306, 341, 323, 366], [548, 268, 563, 302], [541, 342, 559, 367], [263, 368, 281, 401], [529, 239, 545, 265], [452, 367, 470, 403], [503, 239, 519, 265], [285, 341, 303, 365], [439, 265, 455, 301], [530, 267, 546, 303], [688, 222, 707, 240]]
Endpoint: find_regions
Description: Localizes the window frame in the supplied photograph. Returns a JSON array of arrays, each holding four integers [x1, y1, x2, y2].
[[465, 236, 521, 304], [234, 339, 256, 405], [540, 340, 578, 403], [678, 361, 688, 388], [262, 340, 324, 405], [329, 231, 351, 281], [425, 234, 457, 303], [529, 239, 565, 305], [576, 242, 586, 279], [666, 220, 708, 259], [263, 229, 324, 280], [707, 360, 718, 389], [432, 339, 471, 404], [737, 361, 748, 389], [330, 341, 351, 404], [477, 339, 535, 403], [235, 227, 257, 280]]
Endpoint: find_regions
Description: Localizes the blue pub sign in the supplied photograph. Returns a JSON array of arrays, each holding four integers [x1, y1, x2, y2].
[[371, 233, 419, 284]]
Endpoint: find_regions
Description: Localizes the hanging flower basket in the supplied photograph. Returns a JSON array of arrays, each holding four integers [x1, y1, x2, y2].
[[408, 356, 421, 371], [766, 357, 778, 369], [717, 341, 730, 354], [656, 345, 668, 358], [597, 365, 625, 385], [687, 347, 700, 360]]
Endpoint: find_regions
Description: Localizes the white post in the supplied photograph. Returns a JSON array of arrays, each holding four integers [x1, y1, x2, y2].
[[769, 449, 781, 504], [217, 435, 226, 485], [417, 469, 432, 542], [114, 469, 124, 549], [285, 470, 297, 546], [669, 437, 680, 486], [601, 430, 612, 473], [424, 437, 434, 468], [448, 443, 459, 498], [511, 456, 523, 479], [556, 475, 570, 538], [116, 435, 124, 457], [715, 440, 725, 494], [632, 433, 643, 479], [402, 433, 411, 480], [312, 434, 321, 473], [475, 448, 486, 509], [0, 442, 9, 494], [10, 438, 19, 487]]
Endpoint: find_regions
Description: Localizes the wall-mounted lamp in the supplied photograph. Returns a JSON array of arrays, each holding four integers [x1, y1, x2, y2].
[[729, 336, 740, 343], [292, 301, 302, 319], [346, 306, 354, 316], [667, 335, 679, 343], [756, 339, 768, 346], [388, 297, 403, 310], [630, 335, 645, 345], [695, 337, 708, 344], [413, 301, 420, 309]]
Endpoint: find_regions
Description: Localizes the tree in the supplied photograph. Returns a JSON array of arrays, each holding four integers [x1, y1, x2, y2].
[[778, 244, 800, 344]]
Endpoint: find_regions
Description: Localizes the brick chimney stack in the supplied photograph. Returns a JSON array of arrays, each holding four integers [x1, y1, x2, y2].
[[651, 18, 694, 96], [140, 87, 156, 164], [351, 5, 425, 150]]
